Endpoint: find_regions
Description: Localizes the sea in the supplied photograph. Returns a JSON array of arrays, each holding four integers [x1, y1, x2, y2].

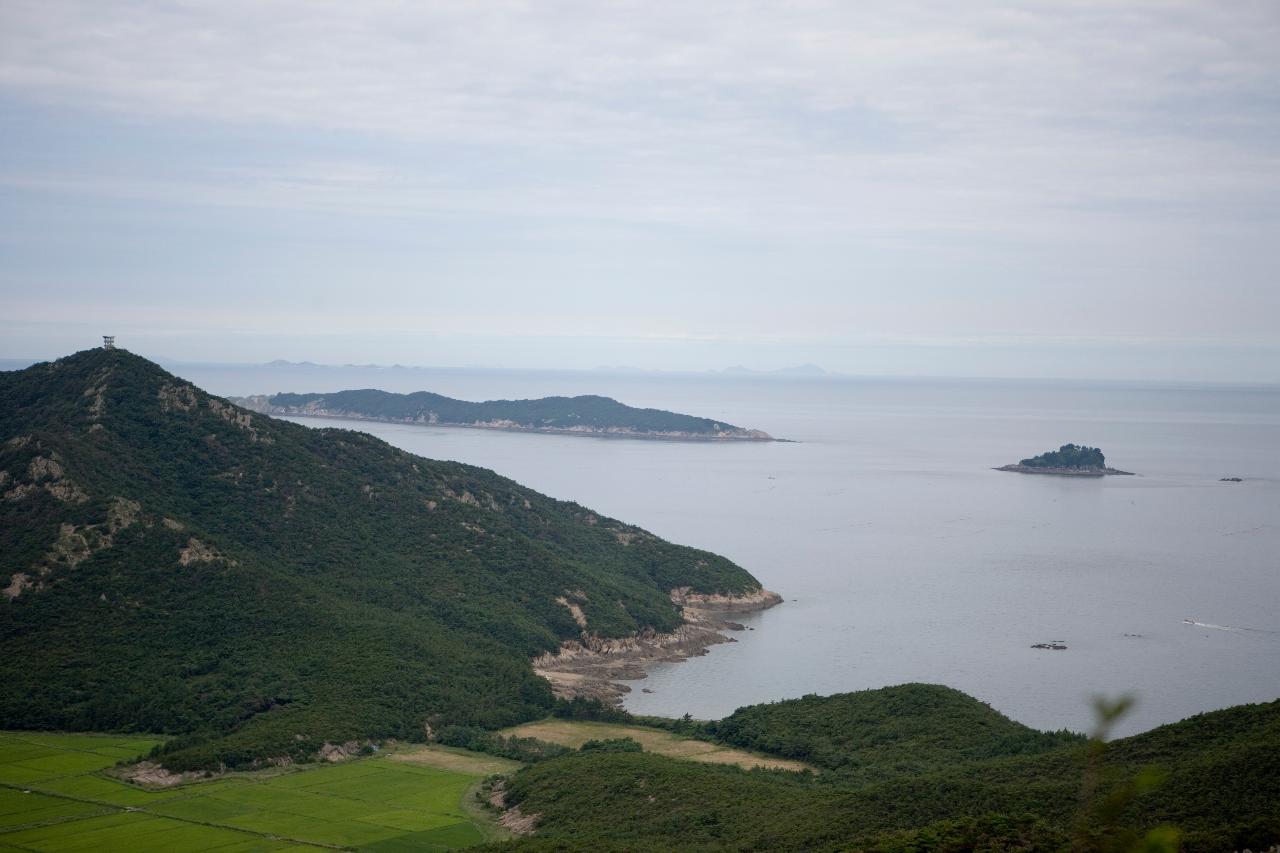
[[160, 362, 1280, 737]]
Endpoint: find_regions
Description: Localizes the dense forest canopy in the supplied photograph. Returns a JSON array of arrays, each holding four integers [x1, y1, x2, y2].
[[705, 684, 1082, 782], [0, 349, 762, 769], [493, 687, 1280, 852], [1020, 443, 1107, 469]]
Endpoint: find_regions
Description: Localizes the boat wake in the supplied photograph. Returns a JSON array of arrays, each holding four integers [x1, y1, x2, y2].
[[1183, 619, 1279, 635]]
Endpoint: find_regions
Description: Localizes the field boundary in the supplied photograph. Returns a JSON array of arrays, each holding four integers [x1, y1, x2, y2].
[[497, 719, 815, 773]]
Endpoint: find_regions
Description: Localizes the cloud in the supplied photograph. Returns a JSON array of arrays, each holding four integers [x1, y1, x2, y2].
[[3, 2, 1276, 212], [1, 1, 1277, 367]]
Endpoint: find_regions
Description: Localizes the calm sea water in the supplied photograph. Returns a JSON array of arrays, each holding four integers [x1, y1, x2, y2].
[[179, 363, 1280, 737]]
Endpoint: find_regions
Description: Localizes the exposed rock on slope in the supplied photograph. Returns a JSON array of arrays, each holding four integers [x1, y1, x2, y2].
[[0, 348, 770, 770]]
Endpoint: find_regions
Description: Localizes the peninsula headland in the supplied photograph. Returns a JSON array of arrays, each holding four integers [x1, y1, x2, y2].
[[232, 389, 777, 441]]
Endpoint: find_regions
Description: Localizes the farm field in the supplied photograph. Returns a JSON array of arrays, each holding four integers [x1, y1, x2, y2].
[[497, 720, 814, 772], [0, 732, 501, 851]]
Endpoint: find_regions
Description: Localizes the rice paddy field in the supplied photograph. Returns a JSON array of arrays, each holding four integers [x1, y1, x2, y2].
[[0, 732, 503, 851]]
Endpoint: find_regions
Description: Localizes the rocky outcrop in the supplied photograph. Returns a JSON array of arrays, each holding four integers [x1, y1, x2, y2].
[[533, 587, 782, 704], [116, 761, 211, 788], [5, 496, 143, 600], [158, 382, 198, 413], [670, 586, 783, 611], [488, 779, 539, 835], [179, 537, 236, 567], [206, 398, 273, 444], [317, 740, 364, 762], [3, 451, 90, 504]]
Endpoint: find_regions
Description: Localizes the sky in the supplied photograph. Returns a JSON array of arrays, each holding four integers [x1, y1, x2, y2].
[[1, 1, 1278, 381]]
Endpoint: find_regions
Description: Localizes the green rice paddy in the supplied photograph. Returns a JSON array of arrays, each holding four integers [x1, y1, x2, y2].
[[0, 732, 499, 851]]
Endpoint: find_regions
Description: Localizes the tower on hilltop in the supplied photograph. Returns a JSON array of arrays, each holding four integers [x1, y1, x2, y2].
[[102, 336, 115, 349]]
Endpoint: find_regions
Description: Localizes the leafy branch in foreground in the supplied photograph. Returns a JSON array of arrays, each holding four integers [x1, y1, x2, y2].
[[1074, 695, 1179, 853]]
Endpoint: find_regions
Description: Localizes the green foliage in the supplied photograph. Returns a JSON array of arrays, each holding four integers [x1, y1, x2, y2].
[[435, 725, 571, 763], [550, 697, 634, 723], [266, 388, 749, 435], [1020, 443, 1107, 469], [579, 737, 643, 754], [490, 690, 1280, 852], [707, 684, 1084, 782], [1074, 696, 1180, 853], [852, 814, 1070, 852], [0, 349, 762, 770], [0, 731, 492, 850]]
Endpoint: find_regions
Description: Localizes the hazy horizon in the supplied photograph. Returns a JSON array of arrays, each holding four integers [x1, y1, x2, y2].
[[6, 345, 1280, 389]]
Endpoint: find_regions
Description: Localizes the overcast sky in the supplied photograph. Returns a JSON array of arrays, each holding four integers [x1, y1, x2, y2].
[[2, 1, 1277, 380]]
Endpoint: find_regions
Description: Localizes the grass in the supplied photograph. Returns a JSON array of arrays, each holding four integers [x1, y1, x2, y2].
[[497, 720, 814, 772], [390, 745, 523, 777], [0, 732, 504, 851]]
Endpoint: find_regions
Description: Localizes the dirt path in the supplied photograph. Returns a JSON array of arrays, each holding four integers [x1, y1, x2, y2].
[[497, 720, 814, 773]]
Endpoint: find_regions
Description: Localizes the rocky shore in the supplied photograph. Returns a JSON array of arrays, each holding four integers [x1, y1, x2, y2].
[[532, 587, 783, 704], [995, 464, 1134, 477]]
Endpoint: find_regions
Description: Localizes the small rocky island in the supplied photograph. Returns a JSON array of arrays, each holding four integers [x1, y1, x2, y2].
[[233, 389, 777, 441], [996, 443, 1133, 476]]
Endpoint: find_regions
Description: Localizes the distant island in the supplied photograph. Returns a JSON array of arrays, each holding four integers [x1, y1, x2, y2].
[[720, 363, 830, 377], [996, 443, 1134, 476], [232, 389, 778, 441]]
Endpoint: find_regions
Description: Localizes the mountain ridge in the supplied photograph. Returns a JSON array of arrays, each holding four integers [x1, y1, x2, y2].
[[0, 348, 768, 769]]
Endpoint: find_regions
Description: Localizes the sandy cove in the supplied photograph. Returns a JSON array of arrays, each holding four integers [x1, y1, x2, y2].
[[532, 587, 783, 705]]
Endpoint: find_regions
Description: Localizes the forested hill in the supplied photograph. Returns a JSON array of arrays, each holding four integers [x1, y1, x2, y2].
[[0, 348, 763, 769], [497, 686, 1280, 852], [233, 388, 775, 440], [705, 683, 1083, 782], [1021, 443, 1107, 469], [997, 443, 1133, 475]]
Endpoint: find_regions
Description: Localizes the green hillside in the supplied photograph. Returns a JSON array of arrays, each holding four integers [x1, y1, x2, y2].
[[494, 688, 1280, 852], [253, 388, 768, 438], [706, 683, 1083, 782], [0, 349, 762, 771]]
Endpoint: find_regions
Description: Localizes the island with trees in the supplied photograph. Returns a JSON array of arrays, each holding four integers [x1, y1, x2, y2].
[[232, 389, 777, 441], [996, 443, 1134, 476]]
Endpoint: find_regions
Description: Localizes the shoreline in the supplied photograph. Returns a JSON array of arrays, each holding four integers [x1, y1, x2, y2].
[[532, 587, 783, 705], [994, 464, 1135, 477], [247, 410, 782, 443]]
